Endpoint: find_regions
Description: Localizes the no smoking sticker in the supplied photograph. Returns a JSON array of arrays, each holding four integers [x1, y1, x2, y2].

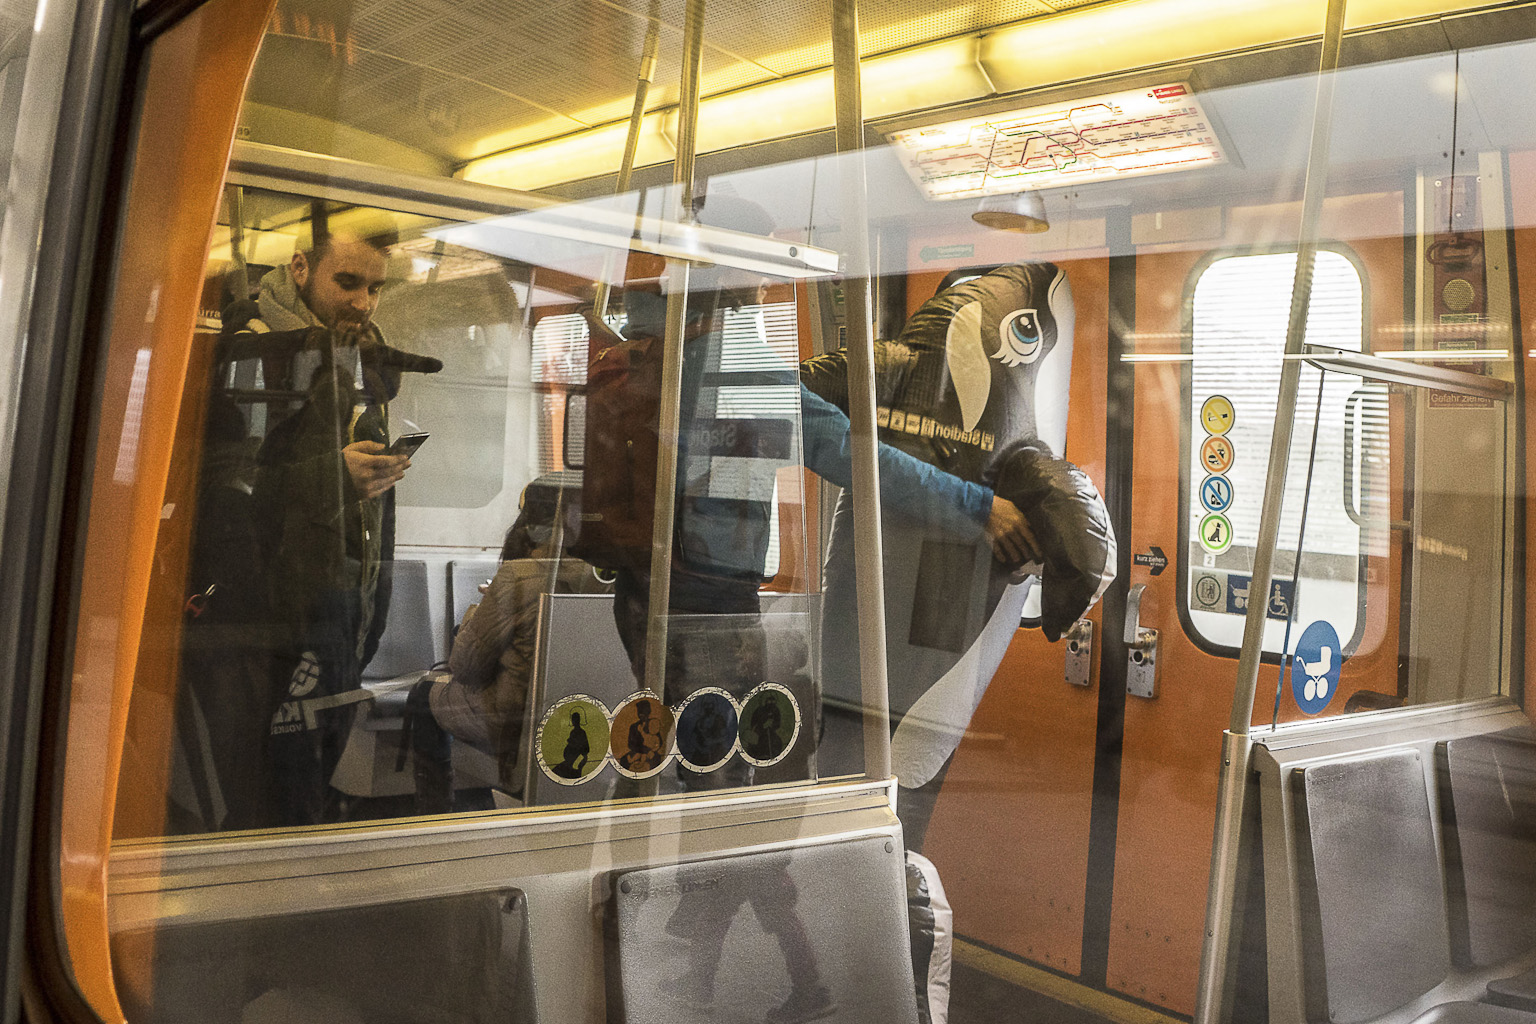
[[1200, 395, 1235, 436]]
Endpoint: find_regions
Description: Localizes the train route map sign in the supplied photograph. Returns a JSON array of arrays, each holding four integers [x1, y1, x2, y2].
[[887, 83, 1227, 200]]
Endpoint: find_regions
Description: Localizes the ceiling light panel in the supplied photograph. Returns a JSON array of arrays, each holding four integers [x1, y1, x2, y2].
[[887, 82, 1227, 199]]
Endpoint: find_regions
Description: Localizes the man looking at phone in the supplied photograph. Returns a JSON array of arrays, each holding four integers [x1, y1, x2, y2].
[[219, 207, 438, 825]]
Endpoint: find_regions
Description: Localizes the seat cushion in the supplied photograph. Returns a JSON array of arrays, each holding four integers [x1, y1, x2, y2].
[[1412, 1002, 1536, 1024], [1488, 966, 1536, 1012]]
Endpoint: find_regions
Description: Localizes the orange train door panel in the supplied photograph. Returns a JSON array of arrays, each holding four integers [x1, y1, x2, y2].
[[925, 256, 1110, 976], [926, 194, 1408, 1017], [1108, 196, 1407, 1014]]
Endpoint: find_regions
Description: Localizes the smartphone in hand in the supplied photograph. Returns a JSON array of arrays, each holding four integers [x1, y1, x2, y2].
[[386, 431, 430, 458]]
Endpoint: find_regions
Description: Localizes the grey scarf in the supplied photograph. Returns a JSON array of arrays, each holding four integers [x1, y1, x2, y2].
[[256, 264, 365, 392]]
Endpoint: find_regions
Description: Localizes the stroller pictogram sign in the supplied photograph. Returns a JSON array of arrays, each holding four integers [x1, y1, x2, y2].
[[1290, 620, 1342, 716]]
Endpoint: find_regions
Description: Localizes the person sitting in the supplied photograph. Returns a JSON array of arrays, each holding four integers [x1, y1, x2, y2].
[[407, 476, 609, 812]]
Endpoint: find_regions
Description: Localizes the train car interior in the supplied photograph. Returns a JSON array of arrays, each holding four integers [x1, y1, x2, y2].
[[4, 0, 1536, 1023]]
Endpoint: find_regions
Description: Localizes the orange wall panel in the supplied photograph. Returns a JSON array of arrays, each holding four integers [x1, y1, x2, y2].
[[58, 2, 276, 1020], [927, 256, 1109, 977], [1108, 205, 1407, 1013]]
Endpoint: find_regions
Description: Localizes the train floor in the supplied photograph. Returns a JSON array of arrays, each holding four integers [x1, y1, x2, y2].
[[949, 961, 1108, 1024]]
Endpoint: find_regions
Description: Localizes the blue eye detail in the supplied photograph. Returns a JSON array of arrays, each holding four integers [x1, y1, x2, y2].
[[1010, 313, 1040, 346], [994, 309, 1044, 367]]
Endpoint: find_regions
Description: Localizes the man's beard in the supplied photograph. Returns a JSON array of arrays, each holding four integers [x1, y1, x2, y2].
[[299, 276, 369, 331]]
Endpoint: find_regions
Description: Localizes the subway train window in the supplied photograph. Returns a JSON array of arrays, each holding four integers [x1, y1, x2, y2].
[[27, 2, 1536, 1024], [1183, 249, 1368, 654]]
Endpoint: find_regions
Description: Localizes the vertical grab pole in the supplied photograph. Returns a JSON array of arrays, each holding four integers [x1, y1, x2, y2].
[[593, 2, 661, 319], [643, 0, 704, 694], [831, 0, 892, 781], [223, 185, 248, 303], [1194, 0, 1348, 1021]]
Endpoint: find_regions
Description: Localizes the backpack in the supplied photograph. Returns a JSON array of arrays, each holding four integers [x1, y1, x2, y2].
[[571, 316, 793, 582]]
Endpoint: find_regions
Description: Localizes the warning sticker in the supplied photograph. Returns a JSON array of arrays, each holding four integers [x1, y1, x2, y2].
[[1200, 395, 1235, 436], [1199, 436, 1235, 474]]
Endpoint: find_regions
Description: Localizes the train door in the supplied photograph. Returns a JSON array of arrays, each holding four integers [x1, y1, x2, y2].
[[919, 241, 1110, 983], [922, 21, 1529, 1019], [925, 223, 1410, 1017], [1108, 225, 1410, 1015]]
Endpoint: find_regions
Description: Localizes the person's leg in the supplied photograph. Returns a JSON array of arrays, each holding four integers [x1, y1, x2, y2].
[[406, 677, 453, 814], [749, 867, 833, 1023]]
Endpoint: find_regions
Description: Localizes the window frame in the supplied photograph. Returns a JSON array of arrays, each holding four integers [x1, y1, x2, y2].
[[1174, 242, 1374, 663]]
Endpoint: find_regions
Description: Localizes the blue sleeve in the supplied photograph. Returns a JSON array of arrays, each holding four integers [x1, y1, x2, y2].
[[798, 385, 990, 536]]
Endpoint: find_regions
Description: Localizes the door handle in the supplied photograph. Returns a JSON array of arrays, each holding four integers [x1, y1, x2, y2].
[[1125, 583, 1159, 699], [1064, 619, 1093, 687]]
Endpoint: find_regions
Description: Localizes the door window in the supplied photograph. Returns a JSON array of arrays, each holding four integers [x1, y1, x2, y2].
[[1183, 249, 1369, 654]]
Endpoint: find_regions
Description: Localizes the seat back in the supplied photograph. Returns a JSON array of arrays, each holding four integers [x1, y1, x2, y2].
[[448, 558, 500, 642], [1294, 749, 1450, 1024], [607, 836, 918, 1024], [1438, 725, 1536, 967], [365, 559, 437, 680], [113, 889, 537, 1024], [523, 592, 635, 806]]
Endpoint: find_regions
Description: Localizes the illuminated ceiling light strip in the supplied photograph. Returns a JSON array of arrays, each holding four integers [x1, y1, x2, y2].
[[1376, 322, 1511, 335], [981, 0, 1498, 94], [1120, 352, 1193, 362], [462, 115, 673, 193], [459, 0, 1501, 192], [464, 38, 993, 190]]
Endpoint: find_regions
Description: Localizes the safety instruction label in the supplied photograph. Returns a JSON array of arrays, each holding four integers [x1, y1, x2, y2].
[[1223, 574, 1294, 620], [1200, 474, 1234, 513], [1189, 569, 1294, 620], [1191, 571, 1225, 611]]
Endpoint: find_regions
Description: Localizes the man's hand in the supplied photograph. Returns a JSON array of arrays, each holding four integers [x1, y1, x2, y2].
[[343, 440, 409, 500], [986, 495, 1042, 567]]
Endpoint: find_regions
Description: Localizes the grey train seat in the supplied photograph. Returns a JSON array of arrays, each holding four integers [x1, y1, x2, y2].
[[448, 557, 500, 646], [1438, 725, 1536, 1013], [1410, 1005, 1536, 1024], [606, 836, 918, 1024], [1294, 750, 1451, 1024], [1256, 701, 1536, 1024], [1438, 726, 1536, 968], [112, 889, 537, 1024], [364, 559, 440, 683]]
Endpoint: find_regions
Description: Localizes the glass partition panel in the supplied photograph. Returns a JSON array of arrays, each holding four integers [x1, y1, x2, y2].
[[83, 1, 1536, 1023], [138, 182, 835, 834], [1263, 349, 1515, 723]]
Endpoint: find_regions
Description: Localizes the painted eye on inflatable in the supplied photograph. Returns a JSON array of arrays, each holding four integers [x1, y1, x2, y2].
[[995, 308, 1043, 367]]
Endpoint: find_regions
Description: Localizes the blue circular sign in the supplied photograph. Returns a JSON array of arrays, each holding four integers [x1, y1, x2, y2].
[[1200, 474, 1234, 513], [1290, 620, 1342, 716]]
